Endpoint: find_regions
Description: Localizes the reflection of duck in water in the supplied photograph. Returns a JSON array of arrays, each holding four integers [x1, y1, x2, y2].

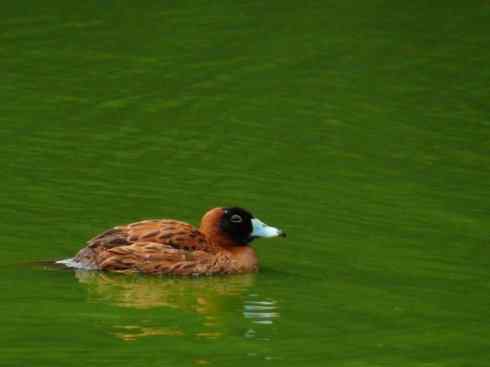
[[75, 271, 275, 341], [59, 207, 285, 275], [75, 270, 256, 311]]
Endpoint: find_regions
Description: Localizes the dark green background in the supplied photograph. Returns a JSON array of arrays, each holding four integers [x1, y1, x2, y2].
[[1, 1, 489, 366]]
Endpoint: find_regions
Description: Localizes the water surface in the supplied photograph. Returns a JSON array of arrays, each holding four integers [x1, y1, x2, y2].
[[1, 1, 490, 366]]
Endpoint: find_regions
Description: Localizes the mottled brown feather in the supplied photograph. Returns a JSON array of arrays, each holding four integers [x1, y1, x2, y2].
[[86, 220, 212, 252]]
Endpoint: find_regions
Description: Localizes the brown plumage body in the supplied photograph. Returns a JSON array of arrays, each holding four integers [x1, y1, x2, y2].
[[72, 208, 262, 275]]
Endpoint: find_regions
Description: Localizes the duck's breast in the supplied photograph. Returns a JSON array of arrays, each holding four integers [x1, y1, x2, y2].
[[228, 246, 258, 273]]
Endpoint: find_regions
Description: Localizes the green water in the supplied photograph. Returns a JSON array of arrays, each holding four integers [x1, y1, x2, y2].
[[1, 1, 490, 366]]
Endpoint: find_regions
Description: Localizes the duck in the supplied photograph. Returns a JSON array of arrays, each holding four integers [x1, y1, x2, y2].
[[58, 207, 286, 275]]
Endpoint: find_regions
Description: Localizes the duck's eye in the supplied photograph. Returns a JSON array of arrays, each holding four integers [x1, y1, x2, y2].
[[230, 214, 243, 223]]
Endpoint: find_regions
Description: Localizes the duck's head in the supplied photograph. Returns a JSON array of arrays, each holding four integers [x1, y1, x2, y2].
[[200, 207, 286, 247]]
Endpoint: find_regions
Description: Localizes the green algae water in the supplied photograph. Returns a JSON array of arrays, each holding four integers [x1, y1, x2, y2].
[[1, 1, 490, 366]]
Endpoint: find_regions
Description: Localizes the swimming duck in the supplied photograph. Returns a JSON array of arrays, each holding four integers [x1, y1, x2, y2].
[[59, 207, 285, 275]]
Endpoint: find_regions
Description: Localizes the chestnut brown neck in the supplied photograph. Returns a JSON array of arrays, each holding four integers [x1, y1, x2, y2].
[[199, 207, 242, 250]]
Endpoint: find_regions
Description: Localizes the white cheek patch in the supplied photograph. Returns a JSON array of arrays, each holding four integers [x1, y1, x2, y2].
[[251, 218, 283, 238]]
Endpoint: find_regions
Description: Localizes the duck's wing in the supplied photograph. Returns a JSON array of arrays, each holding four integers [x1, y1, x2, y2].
[[87, 219, 211, 252]]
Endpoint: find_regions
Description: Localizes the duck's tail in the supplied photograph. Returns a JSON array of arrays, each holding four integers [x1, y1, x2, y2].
[[55, 257, 97, 270]]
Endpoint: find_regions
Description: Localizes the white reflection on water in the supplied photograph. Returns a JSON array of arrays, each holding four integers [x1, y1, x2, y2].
[[243, 294, 280, 325]]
